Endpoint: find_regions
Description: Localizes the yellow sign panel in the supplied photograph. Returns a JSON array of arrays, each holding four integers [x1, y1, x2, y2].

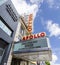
[[27, 14, 33, 33]]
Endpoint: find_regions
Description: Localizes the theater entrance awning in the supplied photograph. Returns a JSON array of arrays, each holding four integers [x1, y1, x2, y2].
[[13, 37, 52, 61]]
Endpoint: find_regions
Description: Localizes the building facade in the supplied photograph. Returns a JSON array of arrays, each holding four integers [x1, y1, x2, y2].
[[0, 0, 19, 65]]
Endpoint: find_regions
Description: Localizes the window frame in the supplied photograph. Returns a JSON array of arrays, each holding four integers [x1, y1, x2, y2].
[[20, 24, 25, 36], [0, 38, 8, 63], [0, 16, 13, 37]]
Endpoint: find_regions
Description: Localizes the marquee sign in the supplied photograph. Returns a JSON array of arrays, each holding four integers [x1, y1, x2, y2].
[[13, 36, 52, 61], [22, 32, 46, 40]]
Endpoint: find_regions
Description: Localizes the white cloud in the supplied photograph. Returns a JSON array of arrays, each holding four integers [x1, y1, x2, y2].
[[46, 0, 54, 8], [46, 20, 60, 37], [46, 0, 60, 9], [52, 54, 58, 63], [50, 54, 60, 65], [30, 0, 43, 4], [11, 0, 43, 20]]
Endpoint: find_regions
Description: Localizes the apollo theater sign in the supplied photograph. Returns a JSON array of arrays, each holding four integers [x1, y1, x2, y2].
[[22, 32, 46, 40]]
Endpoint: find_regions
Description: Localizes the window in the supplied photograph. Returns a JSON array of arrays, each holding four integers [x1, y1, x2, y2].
[[0, 0, 7, 6], [6, 4, 18, 22], [0, 48, 4, 63], [0, 39, 8, 63], [0, 16, 13, 36], [20, 25, 25, 36]]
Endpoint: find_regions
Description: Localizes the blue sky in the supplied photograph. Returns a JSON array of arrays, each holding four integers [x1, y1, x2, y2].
[[12, 0, 60, 65]]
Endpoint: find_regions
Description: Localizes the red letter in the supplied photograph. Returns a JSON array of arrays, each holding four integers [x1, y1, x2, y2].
[[40, 32, 45, 37], [37, 33, 41, 38], [25, 36, 29, 40], [22, 37, 25, 40], [29, 35, 33, 39], [34, 34, 37, 38]]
